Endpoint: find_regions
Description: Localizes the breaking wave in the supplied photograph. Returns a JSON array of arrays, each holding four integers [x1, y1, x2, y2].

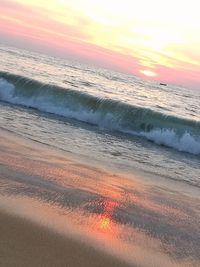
[[0, 71, 200, 155]]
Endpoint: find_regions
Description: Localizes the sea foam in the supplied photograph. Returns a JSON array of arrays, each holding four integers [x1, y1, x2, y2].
[[0, 72, 200, 155]]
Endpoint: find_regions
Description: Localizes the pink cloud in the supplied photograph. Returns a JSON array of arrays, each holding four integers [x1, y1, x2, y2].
[[1, 0, 200, 89]]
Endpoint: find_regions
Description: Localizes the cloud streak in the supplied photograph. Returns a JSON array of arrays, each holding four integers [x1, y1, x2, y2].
[[1, 0, 200, 89]]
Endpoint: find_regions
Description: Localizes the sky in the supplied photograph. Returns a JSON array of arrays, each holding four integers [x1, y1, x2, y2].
[[1, 0, 200, 89]]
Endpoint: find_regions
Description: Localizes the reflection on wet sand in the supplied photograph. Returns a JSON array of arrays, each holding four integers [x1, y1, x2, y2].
[[0, 130, 200, 267]]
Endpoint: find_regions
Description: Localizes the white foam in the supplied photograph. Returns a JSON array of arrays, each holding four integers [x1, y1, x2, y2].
[[141, 129, 200, 155], [1, 78, 200, 155]]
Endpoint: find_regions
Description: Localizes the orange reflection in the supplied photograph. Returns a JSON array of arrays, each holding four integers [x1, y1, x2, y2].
[[95, 199, 120, 234], [100, 216, 111, 230], [98, 199, 118, 230]]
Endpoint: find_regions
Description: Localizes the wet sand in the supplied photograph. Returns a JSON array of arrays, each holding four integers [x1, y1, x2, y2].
[[0, 128, 200, 267]]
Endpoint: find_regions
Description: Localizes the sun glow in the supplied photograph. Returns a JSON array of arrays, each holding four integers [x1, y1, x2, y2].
[[1, 0, 200, 88], [140, 70, 157, 77]]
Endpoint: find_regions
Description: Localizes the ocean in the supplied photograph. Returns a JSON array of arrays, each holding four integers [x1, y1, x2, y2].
[[0, 44, 199, 187], [1, 44, 200, 267]]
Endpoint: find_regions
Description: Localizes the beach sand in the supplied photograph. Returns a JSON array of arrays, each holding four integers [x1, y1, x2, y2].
[[0, 129, 134, 267], [0, 209, 133, 267], [0, 129, 199, 267]]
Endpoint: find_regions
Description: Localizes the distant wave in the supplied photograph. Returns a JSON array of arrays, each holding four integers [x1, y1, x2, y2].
[[0, 71, 200, 155]]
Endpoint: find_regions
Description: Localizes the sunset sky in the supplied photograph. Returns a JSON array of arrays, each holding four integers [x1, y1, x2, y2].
[[1, 0, 200, 89]]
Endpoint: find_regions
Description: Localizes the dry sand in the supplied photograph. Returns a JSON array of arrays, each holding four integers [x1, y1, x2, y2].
[[0, 209, 133, 267]]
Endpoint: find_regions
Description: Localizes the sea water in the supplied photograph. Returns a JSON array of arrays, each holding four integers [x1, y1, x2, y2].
[[0, 44, 200, 187]]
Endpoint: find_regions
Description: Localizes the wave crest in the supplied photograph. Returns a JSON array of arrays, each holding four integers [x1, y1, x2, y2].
[[0, 71, 200, 155]]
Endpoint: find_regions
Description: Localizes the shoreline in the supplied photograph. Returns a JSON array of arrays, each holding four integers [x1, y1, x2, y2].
[[1, 126, 200, 198], [0, 127, 199, 267]]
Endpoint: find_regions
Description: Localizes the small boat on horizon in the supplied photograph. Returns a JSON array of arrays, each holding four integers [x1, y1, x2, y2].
[[159, 82, 167, 86]]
